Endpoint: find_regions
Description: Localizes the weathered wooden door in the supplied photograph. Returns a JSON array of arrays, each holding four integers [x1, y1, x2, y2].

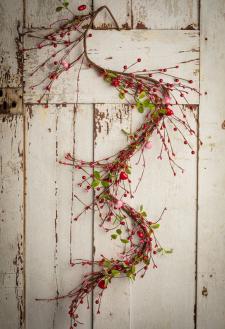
[[1, 1, 225, 329]]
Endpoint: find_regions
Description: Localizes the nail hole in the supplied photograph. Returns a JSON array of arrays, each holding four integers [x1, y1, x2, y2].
[[3, 101, 8, 110], [12, 101, 17, 108]]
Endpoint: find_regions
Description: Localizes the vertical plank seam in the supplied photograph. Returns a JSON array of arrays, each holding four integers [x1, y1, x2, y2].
[[194, 2, 201, 328], [130, 0, 133, 29], [22, 0, 26, 327], [52, 110, 60, 329], [91, 104, 95, 329]]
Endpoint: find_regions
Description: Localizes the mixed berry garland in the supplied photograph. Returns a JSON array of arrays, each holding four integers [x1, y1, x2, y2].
[[24, 3, 200, 327]]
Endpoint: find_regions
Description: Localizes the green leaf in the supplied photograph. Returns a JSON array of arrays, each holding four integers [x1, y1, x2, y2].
[[107, 72, 117, 78], [159, 108, 166, 115], [104, 277, 110, 285], [142, 99, 150, 107], [140, 205, 143, 212], [150, 223, 160, 229], [111, 234, 117, 240], [63, 1, 69, 7], [137, 104, 144, 113], [121, 238, 129, 244], [119, 92, 125, 99], [101, 180, 110, 188], [111, 270, 120, 277], [101, 193, 111, 200], [116, 229, 122, 235], [94, 170, 101, 180], [141, 211, 147, 217], [125, 167, 131, 174], [139, 91, 146, 99], [131, 265, 136, 274], [91, 180, 100, 188], [165, 248, 173, 254], [126, 272, 136, 281], [103, 260, 111, 268], [56, 6, 63, 11], [148, 103, 156, 111]]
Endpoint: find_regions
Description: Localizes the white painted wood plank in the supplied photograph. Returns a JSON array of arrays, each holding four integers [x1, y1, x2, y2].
[[0, 115, 24, 329], [24, 30, 199, 104], [132, 0, 199, 30], [25, 104, 93, 329], [26, 0, 92, 28], [93, 104, 132, 329], [197, 1, 225, 328], [93, 0, 132, 29], [130, 106, 197, 329], [0, 0, 23, 87]]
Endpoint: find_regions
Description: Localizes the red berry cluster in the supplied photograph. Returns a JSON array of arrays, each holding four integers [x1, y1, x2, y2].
[[27, 5, 200, 328]]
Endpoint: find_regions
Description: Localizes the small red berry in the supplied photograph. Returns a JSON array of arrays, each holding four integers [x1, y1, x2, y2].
[[174, 78, 179, 83], [111, 78, 120, 87], [137, 58, 141, 62], [188, 80, 193, 84], [120, 171, 128, 180], [137, 231, 144, 239], [98, 279, 107, 289], [166, 108, 174, 116], [78, 4, 87, 11], [123, 65, 128, 70], [191, 150, 195, 154], [82, 175, 86, 179]]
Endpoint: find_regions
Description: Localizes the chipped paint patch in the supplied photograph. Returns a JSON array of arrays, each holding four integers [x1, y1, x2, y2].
[[0, 88, 22, 114], [135, 22, 147, 29]]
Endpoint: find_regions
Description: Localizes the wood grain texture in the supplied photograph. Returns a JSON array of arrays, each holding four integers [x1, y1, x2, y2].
[[0, 115, 24, 329], [93, 104, 132, 329], [132, 0, 199, 30], [25, 105, 93, 329], [197, 1, 225, 328], [25, 0, 92, 28], [0, 1, 221, 329], [24, 30, 199, 104], [0, 0, 23, 87], [93, 0, 132, 29], [130, 107, 197, 329]]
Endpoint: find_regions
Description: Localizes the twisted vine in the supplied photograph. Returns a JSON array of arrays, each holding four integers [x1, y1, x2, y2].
[[24, 3, 200, 327]]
